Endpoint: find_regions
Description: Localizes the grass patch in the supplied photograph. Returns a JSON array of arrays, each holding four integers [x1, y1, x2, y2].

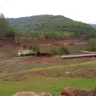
[[0, 76, 96, 96]]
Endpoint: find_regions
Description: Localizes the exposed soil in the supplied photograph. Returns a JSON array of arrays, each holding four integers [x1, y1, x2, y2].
[[0, 57, 96, 79], [12, 63, 96, 79], [19, 40, 86, 46]]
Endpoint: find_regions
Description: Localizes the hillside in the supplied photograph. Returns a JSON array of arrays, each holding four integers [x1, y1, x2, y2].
[[8, 15, 55, 32], [90, 24, 96, 28], [8, 15, 96, 39]]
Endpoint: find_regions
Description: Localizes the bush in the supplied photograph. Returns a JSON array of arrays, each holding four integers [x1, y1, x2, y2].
[[86, 39, 96, 51], [59, 45, 69, 55]]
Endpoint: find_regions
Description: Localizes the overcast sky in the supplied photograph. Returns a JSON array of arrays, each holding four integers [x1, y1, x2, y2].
[[0, 0, 96, 24]]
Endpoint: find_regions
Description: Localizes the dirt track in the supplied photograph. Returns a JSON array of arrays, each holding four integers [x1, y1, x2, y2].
[[0, 56, 96, 65], [16, 64, 96, 78]]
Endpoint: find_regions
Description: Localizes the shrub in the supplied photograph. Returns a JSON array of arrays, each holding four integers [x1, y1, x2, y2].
[[59, 45, 69, 55], [86, 39, 96, 51]]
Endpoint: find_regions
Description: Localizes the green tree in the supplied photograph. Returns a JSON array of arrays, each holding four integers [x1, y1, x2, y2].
[[7, 26, 15, 37], [0, 13, 8, 39]]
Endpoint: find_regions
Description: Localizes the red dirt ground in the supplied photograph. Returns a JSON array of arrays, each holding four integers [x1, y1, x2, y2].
[[19, 40, 86, 46], [17, 65, 96, 78]]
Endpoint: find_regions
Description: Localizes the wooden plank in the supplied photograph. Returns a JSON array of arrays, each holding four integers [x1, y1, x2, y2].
[[61, 54, 96, 59]]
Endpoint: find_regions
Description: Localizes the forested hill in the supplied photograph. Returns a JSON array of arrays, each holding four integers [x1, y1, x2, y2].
[[8, 15, 96, 39], [8, 15, 73, 32]]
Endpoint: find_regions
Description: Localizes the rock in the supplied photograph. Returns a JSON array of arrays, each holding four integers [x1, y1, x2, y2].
[[12, 88, 96, 96], [76, 89, 93, 96], [91, 88, 96, 93], [59, 87, 96, 96], [59, 87, 77, 96], [12, 92, 39, 96], [12, 91, 52, 96]]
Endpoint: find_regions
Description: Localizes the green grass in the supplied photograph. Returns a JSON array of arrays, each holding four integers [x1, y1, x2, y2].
[[0, 76, 96, 96], [18, 60, 96, 73], [0, 58, 96, 96]]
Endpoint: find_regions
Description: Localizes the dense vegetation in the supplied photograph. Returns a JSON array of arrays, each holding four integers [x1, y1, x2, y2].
[[0, 13, 14, 39], [0, 13, 8, 39], [8, 15, 96, 40]]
